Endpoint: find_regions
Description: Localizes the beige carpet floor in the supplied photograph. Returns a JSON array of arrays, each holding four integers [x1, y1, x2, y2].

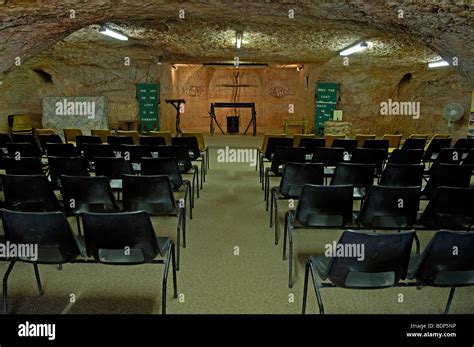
[[0, 134, 473, 314]]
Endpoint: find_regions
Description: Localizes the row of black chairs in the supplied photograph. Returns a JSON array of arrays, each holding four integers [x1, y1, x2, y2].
[[301, 229, 474, 314], [1, 209, 177, 314], [280, 184, 474, 288]]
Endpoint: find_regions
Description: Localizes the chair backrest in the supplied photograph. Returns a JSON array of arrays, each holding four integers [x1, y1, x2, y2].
[[11, 135, 41, 155], [149, 131, 173, 145], [48, 156, 90, 189], [332, 139, 358, 155], [2, 174, 62, 212], [324, 134, 345, 147], [140, 136, 166, 151], [61, 175, 119, 214], [388, 149, 423, 164], [82, 211, 160, 264], [45, 143, 80, 157], [259, 133, 286, 152], [107, 136, 134, 151], [1, 209, 80, 264], [423, 138, 452, 162], [156, 145, 192, 172], [312, 147, 345, 166], [331, 162, 376, 189], [293, 134, 315, 147], [76, 135, 102, 151], [116, 130, 140, 145], [463, 149, 474, 166], [431, 148, 464, 166], [327, 230, 415, 288], [355, 134, 376, 148], [423, 164, 472, 199], [382, 134, 402, 149], [94, 157, 133, 180], [298, 138, 326, 154], [270, 146, 306, 174], [90, 129, 111, 143], [0, 133, 11, 146], [63, 128, 83, 144], [140, 157, 184, 190], [351, 148, 386, 173], [11, 115, 33, 135], [4, 157, 43, 175], [418, 187, 474, 230], [295, 184, 354, 227], [279, 163, 324, 197], [357, 185, 420, 229], [83, 144, 115, 162], [6, 142, 38, 158], [401, 138, 427, 150], [172, 136, 201, 159], [38, 134, 63, 152], [123, 174, 176, 215], [379, 163, 424, 187], [120, 144, 152, 164], [264, 137, 293, 160], [35, 128, 56, 136], [182, 132, 206, 151], [453, 138, 474, 151], [408, 134, 429, 140], [413, 230, 474, 286], [363, 139, 389, 156]]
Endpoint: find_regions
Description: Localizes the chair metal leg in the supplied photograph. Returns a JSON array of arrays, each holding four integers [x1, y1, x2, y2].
[[162, 260, 169, 316], [3, 261, 16, 314], [302, 261, 310, 314], [444, 287, 456, 314], [310, 266, 325, 314], [181, 207, 186, 249], [269, 189, 274, 226], [33, 264, 44, 296], [288, 234, 293, 288], [283, 213, 288, 260], [176, 220, 181, 272], [76, 215, 82, 236], [171, 244, 178, 297], [414, 233, 420, 254], [274, 198, 279, 245]]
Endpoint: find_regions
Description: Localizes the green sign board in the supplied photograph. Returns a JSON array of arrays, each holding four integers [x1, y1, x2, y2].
[[315, 81, 339, 134], [137, 83, 159, 132]]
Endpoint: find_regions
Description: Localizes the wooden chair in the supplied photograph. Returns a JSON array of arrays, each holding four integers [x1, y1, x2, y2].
[[63, 128, 83, 145], [91, 129, 111, 143], [355, 134, 376, 148]]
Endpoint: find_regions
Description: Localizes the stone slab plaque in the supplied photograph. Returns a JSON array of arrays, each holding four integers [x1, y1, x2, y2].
[[42, 96, 107, 138]]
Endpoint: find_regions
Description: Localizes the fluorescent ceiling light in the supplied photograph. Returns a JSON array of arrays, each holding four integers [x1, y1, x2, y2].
[[236, 32, 242, 49], [339, 42, 369, 56], [99, 26, 128, 41], [428, 59, 449, 68]]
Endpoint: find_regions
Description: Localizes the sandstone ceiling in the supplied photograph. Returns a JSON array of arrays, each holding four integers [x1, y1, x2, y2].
[[0, 1, 473, 84]]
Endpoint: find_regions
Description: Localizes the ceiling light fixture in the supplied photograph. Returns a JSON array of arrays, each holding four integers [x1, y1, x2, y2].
[[99, 26, 128, 41], [339, 41, 369, 56], [428, 59, 449, 68], [236, 31, 242, 49]]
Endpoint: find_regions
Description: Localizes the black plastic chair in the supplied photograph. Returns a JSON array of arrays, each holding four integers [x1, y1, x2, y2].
[[11, 134, 41, 155], [259, 137, 293, 184], [422, 164, 472, 199], [423, 138, 452, 163], [388, 149, 423, 164], [45, 143, 80, 157], [264, 146, 306, 201], [3, 156, 43, 175], [2, 209, 81, 314], [331, 139, 358, 155], [140, 157, 193, 219], [425, 148, 464, 176], [94, 156, 133, 193], [379, 163, 424, 187], [462, 149, 474, 166], [120, 144, 152, 166], [0, 133, 11, 147], [408, 230, 474, 314], [83, 143, 116, 163], [140, 136, 166, 151], [417, 187, 474, 230], [6, 143, 38, 158], [38, 134, 63, 153], [330, 162, 376, 199], [76, 135, 102, 152], [351, 148, 386, 176], [82, 211, 177, 314], [269, 163, 324, 244], [48, 156, 89, 189], [1, 174, 62, 212], [156, 145, 199, 199], [172, 136, 207, 185], [311, 147, 345, 179], [453, 138, 474, 151], [283, 184, 354, 288], [356, 185, 420, 232], [302, 230, 415, 314], [122, 174, 186, 270], [402, 138, 427, 150], [363, 139, 389, 160], [107, 136, 134, 152], [299, 138, 325, 155]]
